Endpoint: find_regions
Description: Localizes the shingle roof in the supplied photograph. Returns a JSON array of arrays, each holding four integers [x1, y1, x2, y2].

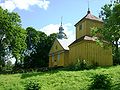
[[57, 38, 73, 50], [69, 36, 97, 47], [75, 11, 103, 26]]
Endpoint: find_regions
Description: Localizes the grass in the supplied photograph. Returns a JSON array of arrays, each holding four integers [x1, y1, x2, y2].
[[0, 66, 120, 90]]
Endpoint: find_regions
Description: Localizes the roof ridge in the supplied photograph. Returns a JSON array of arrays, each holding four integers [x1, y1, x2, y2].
[[75, 12, 103, 26]]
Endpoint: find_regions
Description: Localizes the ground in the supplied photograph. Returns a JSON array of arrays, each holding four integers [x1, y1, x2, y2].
[[0, 66, 120, 90]]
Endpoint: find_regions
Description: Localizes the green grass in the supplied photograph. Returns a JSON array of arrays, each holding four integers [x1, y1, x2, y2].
[[0, 66, 120, 90]]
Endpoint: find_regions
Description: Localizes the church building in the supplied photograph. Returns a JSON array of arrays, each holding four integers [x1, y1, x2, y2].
[[49, 10, 113, 67]]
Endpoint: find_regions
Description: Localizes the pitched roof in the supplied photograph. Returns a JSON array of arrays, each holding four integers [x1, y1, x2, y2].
[[69, 36, 97, 47], [75, 11, 103, 26], [57, 38, 72, 50]]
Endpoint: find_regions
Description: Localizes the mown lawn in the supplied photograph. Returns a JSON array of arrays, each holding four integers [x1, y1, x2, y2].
[[0, 66, 120, 90]]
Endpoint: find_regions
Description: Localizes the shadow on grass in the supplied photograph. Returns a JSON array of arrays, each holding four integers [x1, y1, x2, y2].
[[21, 70, 59, 79], [19, 65, 116, 79], [112, 82, 120, 90], [60, 65, 114, 72]]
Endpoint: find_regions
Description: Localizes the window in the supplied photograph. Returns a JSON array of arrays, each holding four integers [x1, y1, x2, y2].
[[52, 54, 54, 62], [58, 52, 60, 61], [79, 24, 82, 30]]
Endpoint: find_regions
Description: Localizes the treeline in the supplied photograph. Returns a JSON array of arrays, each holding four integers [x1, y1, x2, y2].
[[0, 6, 57, 72]]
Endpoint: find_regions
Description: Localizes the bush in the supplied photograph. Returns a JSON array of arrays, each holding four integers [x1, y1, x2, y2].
[[89, 74, 112, 90], [65, 59, 88, 71], [25, 80, 41, 90]]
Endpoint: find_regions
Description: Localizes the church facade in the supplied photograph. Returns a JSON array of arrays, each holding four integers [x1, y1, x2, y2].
[[49, 10, 113, 67]]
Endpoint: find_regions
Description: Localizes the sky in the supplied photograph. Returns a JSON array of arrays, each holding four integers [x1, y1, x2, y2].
[[0, 0, 111, 39]]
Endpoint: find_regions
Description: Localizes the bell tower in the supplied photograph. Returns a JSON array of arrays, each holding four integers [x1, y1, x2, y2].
[[57, 17, 67, 39], [74, 0, 103, 39], [75, 10, 103, 39]]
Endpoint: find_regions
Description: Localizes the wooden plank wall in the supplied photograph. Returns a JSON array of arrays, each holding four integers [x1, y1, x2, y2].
[[69, 41, 113, 66]]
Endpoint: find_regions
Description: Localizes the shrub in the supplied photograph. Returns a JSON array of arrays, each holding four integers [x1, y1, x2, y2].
[[89, 74, 112, 90], [25, 80, 41, 90], [66, 59, 88, 71]]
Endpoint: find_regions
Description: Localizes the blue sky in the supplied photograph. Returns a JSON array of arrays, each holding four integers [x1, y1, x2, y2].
[[0, 0, 111, 40]]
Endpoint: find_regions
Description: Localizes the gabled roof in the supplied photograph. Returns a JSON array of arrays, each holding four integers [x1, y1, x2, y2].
[[69, 36, 97, 47], [75, 11, 103, 26], [57, 38, 72, 50]]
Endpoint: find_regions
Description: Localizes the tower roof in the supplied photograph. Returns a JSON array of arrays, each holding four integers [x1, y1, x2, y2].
[[75, 11, 103, 26], [69, 36, 97, 47], [57, 17, 68, 39], [85, 11, 103, 22]]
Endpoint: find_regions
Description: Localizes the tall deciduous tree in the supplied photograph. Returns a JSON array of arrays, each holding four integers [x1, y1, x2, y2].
[[24, 27, 57, 68], [0, 7, 27, 67], [26, 27, 40, 50]]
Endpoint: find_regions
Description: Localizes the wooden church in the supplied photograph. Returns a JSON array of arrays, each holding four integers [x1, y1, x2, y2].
[[49, 10, 113, 67]]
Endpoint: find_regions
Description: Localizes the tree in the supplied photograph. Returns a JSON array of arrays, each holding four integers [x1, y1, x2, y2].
[[11, 26, 27, 65], [92, 1, 120, 64], [26, 27, 40, 50], [30, 31, 48, 68], [24, 27, 43, 68], [0, 7, 27, 68], [24, 28, 57, 68]]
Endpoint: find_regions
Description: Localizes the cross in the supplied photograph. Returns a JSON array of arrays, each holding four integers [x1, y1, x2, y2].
[[88, 0, 90, 11], [61, 16, 63, 26]]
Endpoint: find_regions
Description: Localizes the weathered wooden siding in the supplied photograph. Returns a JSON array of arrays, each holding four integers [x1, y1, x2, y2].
[[49, 56, 52, 67], [58, 52, 64, 66], [64, 50, 69, 66], [69, 41, 113, 66], [49, 51, 65, 67]]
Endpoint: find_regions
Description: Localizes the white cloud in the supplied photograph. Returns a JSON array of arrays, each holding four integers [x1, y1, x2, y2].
[[0, 0, 50, 12], [40, 23, 75, 44]]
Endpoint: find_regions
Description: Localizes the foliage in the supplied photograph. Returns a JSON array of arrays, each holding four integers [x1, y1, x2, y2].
[[0, 6, 27, 68], [11, 27, 27, 64], [0, 6, 57, 69], [4, 60, 13, 70], [89, 74, 112, 90], [26, 27, 40, 50], [1, 66, 120, 89], [24, 29, 57, 69], [92, 1, 120, 64], [66, 59, 88, 71], [25, 80, 41, 90]]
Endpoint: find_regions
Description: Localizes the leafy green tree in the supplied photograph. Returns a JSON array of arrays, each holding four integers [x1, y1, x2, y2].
[[0, 7, 27, 68], [24, 28, 57, 68], [12, 26, 27, 65], [24, 27, 43, 68], [92, 1, 120, 64], [26, 27, 40, 50], [30, 31, 48, 68], [34, 33, 57, 67], [47, 33, 58, 49]]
